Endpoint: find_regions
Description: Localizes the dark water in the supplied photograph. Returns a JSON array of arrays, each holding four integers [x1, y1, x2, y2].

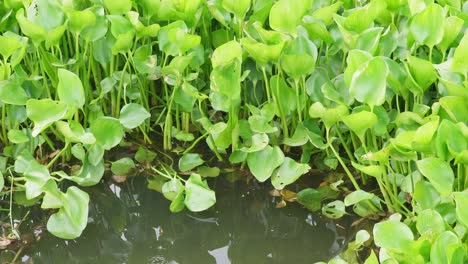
[[5, 176, 347, 264]]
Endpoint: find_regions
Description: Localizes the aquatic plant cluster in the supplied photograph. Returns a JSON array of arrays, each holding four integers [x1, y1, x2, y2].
[[0, 0, 467, 262]]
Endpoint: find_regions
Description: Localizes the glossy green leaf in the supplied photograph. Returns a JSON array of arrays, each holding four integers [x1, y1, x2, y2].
[[344, 190, 376, 206], [103, 0, 132, 14], [240, 133, 269, 153], [451, 32, 468, 76], [170, 191, 186, 213], [414, 180, 441, 210], [416, 158, 454, 196], [0, 35, 21, 60], [439, 96, 468, 123], [416, 209, 445, 235], [68, 10, 96, 33], [16, 9, 47, 44], [438, 16, 464, 53], [406, 55, 437, 94], [26, 99, 68, 137], [349, 57, 388, 107], [47, 186, 89, 239], [322, 200, 346, 219], [178, 153, 204, 172], [162, 178, 184, 201], [453, 191, 468, 228], [247, 146, 284, 182], [119, 103, 151, 129], [342, 111, 377, 141], [111, 158, 136, 176], [410, 4, 445, 47], [222, 0, 251, 19], [57, 69, 85, 112], [271, 157, 310, 190], [430, 231, 463, 264], [269, 0, 312, 34], [7, 129, 29, 144], [184, 174, 216, 212], [90, 116, 124, 150], [374, 219, 414, 252], [0, 80, 29, 105], [24, 161, 50, 199], [56, 121, 95, 144]]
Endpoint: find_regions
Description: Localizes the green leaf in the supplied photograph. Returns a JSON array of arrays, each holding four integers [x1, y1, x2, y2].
[[222, 0, 250, 19], [271, 157, 310, 190], [26, 99, 68, 137], [439, 96, 468, 123], [269, 0, 312, 35], [240, 133, 269, 153], [178, 153, 204, 172], [451, 32, 468, 77], [322, 200, 346, 219], [416, 209, 445, 235], [68, 10, 96, 34], [356, 27, 383, 55], [24, 161, 51, 199], [247, 146, 284, 182], [297, 188, 322, 212], [344, 190, 376, 206], [344, 50, 372, 88], [349, 57, 388, 107], [0, 171, 3, 191], [184, 174, 216, 212], [135, 146, 157, 164], [0, 80, 29, 105], [414, 180, 441, 210], [0, 35, 22, 60], [211, 40, 242, 68], [57, 69, 85, 113], [409, 3, 445, 47], [111, 30, 135, 55], [119, 103, 151, 129], [453, 191, 468, 229], [406, 55, 437, 94], [90, 116, 124, 150], [72, 156, 105, 186], [416, 158, 454, 196], [111, 157, 136, 176], [351, 162, 385, 178], [438, 16, 464, 53], [373, 219, 414, 252], [430, 231, 463, 264], [342, 111, 377, 141], [103, 0, 132, 14], [47, 186, 89, 239], [170, 191, 186, 213], [162, 178, 184, 201], [15, 9, 47, 44], [55, 121, 96, 144], [7, 129, 29, 144]]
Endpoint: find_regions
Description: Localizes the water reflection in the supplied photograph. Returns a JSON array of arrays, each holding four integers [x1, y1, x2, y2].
[[21, 177, 346, 263]]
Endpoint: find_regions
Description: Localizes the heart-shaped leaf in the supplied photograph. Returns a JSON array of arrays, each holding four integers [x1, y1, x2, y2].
[[178, 153, 204, 172], [90, 116, 124, 150], [26, 99, 68, 137], [184, 174, 216, 212], [271, 158, 310, 190], [47, 186, 89, 239], [416, 158, 454, 196], [349, 57, 388, 107], [247, 146, 284, 182], [119, 103, 151, 129]]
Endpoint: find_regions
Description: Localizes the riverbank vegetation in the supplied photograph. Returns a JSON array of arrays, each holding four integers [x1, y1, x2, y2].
[[0, 0, 467, 262]]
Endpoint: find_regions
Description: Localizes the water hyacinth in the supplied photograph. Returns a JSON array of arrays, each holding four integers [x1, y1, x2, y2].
[[0, 1, 466, 263]]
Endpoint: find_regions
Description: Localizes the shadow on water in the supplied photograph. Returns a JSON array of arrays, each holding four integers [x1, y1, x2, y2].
[[14, 176, 347, 264]]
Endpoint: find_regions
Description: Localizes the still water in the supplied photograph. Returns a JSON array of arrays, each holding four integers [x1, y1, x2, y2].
[[8, 176, 347, 264]]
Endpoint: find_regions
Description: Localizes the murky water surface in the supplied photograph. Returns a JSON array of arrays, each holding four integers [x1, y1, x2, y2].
[[4, 177, 347, 263]]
